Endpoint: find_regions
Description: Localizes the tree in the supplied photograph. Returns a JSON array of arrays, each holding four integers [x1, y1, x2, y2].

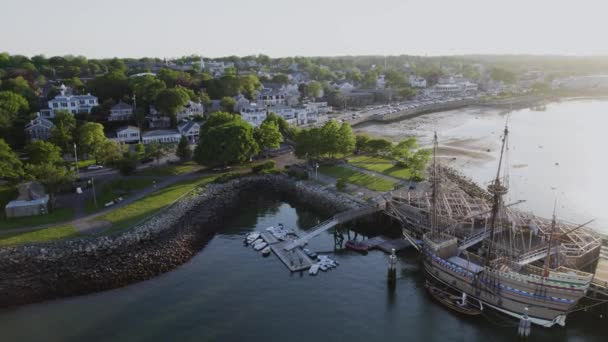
[[294, 127, 323, 160], [155, 87, 190, 125], [272, 73, 289, 84], [239, 75, 262, 99], [0, 138, 23, 182], [336, 122, 355, 155], [145, 142, 167, 165], [490, 67, 516, 84], [0, 91, 29, 129], [86, 71, 130, 102], [25, 162, 74, 210], [320, 120, 341, 157], [49, 110, 76, 152], [385, 69, 407, 88], [365, 138, 393, 155], [25, 140, 63, 165], [118, 152, 139, 176], [176, 135, 192, 161], [130, 75, 166, 109], [199, 91, 211, 108], [96, 140, 123, 166], [397, 87, 416, 99], [220, 96, 237, 112], [305, 81, 323, 99], [134, 143, 145, 159], [391, 137, 418, 160], [355, 134, 371, 154], [78, 122, 107, 163], [194, 112, 259, 166], [0, 76, 37, 107], [254, 120, 283, 150]]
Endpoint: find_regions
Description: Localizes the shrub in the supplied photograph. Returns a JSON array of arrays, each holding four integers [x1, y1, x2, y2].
[[336, 178, 347, 191], [259, 168, 280, 175], [252, 160, 276, 173], [287, 169, 309, 180], [396, 160, 408, 168]]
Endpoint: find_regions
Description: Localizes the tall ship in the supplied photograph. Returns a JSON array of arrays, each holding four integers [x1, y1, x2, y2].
[[386, 127, 602, 327]]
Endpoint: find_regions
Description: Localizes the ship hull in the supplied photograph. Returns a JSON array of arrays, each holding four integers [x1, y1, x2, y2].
[[422, 249, 581, 327]]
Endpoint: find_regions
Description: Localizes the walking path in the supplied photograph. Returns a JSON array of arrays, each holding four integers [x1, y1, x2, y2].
[[1, 171, 206, 236]]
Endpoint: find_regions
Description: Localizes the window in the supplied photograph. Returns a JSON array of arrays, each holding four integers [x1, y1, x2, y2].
[[71, 102, 76, 107], [53, 103, 59, 108], [61, 102, 68, 107]]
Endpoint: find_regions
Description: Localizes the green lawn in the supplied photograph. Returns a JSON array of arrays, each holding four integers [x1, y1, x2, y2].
[[75, 159, 96, 169], [85, 178, 158, 214], [0, 225, 80, 246], [318, 165, 397, 192], [0, 207, 74, 230], [97, 175, 217, 233], [348, 155, 414, 180], [136, 162, 200, 177]]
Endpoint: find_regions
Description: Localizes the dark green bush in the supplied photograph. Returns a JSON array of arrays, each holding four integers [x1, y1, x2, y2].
[[336, 178, 347, 191], [252, 160, 276, 173]]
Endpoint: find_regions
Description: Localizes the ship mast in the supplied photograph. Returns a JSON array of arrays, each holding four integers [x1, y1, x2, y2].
[[430, 131, 440, 236], [485, 124, 510, 266], [543, 202, 557, 277]]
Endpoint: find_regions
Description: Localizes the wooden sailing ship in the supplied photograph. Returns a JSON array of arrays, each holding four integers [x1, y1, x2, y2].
[[386, 128, 601, 327]]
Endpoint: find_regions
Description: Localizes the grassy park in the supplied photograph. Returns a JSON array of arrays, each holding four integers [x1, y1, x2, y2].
[[0, 225, 80, 246], [84, 178, 158, 214], [348, 155, 414, 180], [136, 162, 200, 177], [318, 165, 397, 192], [97, 174, 217, 233]]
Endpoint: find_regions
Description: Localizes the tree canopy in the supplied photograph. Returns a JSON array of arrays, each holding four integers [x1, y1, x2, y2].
[[295, 120, 355, 159], [254, 119, 283, 150], [0, 138, 23, 181], [194, 112, 259, 166], [25, 140, 63, 165], [78, 122, 107, 163]]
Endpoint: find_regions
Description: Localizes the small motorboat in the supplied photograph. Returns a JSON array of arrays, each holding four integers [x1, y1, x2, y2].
[[246, 232, 260, 244], [303, 248, 317, 259], [253, 241, 268, 251], [319, 264, 329, 272], [251, 238, 263, 246], [261, 246, 271, 256], [309, 264, 320, 276], [425, 281, 482, 316], [345, 240, 369, 253]]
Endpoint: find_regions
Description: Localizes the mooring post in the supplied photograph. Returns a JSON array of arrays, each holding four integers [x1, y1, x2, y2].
[[387, 248, 397, 286], [517, 307, 531, 339]]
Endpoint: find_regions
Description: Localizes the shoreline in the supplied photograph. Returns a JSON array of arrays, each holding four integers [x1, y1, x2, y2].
[[0, 175, 361, 308]]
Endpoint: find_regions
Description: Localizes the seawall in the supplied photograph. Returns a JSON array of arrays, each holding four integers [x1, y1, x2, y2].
[[0, 174, 361, 308]]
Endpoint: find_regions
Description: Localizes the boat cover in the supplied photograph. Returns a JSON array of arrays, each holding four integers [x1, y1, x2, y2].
[[447, 256, 484, 274]]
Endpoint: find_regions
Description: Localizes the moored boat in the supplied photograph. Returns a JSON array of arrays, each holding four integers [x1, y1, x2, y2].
[[345, 240, 368, 253], [261, 246, 271, 256], [425, 281, 482, 316]]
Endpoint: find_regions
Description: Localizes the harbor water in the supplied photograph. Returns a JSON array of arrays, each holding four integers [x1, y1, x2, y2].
[[0, 193, 605, 341]]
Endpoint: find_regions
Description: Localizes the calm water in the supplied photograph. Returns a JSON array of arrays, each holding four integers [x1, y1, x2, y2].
[[357, 99, 608, 233], [0, 194, 606, 341]]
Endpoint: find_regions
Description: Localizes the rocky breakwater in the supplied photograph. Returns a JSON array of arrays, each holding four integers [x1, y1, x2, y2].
[[0, 174, 360, 308]]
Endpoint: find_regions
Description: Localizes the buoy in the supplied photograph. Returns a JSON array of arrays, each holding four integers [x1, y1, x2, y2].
[[518, 307, 531, 338]]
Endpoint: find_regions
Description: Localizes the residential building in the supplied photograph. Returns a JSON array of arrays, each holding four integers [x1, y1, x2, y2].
[[108, 101, 133, 121], [257, 88, 288, 107], [147, 107, 172, 128], [176, 101, 204, 121], [24, 115, 54, 141], [45, 84, 98, 118], [240, 103, 267, 127], [376, 75, 386, 89], [335, 82, 355, 93], [177, 120, 201, 143], [115, 126, 141, 143], [267, 104, 298, 124], [303, 102, 331, 115], [233, 94, 251, 112], [4, 182, 49, 218], [142, 129, 181, 144], [409, 75, 427, 88]]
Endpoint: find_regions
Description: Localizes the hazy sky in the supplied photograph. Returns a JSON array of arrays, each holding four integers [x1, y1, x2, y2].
[[2, 0, 607, 58]]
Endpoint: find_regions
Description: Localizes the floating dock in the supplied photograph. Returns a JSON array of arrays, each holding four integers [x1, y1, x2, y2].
[[356, 236, 413, 253], [260, 231, 314, 272]]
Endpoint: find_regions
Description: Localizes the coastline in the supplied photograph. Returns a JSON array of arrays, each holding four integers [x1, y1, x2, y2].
[[0, 174, 361, 308]]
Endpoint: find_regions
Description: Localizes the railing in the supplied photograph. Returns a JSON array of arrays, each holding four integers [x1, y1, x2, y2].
[[516, 246, 559, 266]]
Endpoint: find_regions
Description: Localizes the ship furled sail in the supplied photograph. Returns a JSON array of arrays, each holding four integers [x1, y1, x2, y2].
[[387, 126, 601, 328]]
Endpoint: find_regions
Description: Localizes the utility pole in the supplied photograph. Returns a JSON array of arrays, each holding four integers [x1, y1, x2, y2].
[[74, 143, 79, 176]]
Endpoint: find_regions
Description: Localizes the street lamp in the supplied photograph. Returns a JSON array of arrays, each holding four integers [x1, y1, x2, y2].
[[315, 162, 319, 180], [73, 143, 79, 176]]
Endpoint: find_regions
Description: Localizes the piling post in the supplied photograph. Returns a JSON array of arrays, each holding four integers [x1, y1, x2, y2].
[[387, 248, 397, 287], [517, 307, 531, 339]]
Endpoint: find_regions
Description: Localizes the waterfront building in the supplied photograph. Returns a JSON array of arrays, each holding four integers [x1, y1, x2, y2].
[[240, 103, 267, 127], [409, 75, 427, 88], [24, 115, 54, 141], [177, 120, 201, 143], [175, 101, 204, 121], [256, 88, 288, 107], [147, 107, 172, 128]]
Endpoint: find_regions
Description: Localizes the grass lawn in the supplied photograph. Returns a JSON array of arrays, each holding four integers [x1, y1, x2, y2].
[[0, 207, 74, 230], [85, 178, 158, 214], [348, 155, 414, 180], [75, 159, 96, 169], [0, 225, 80, 246], [97, 175, 217, 233], [136, 161, 200, 177], [318, 165, 397, 192]]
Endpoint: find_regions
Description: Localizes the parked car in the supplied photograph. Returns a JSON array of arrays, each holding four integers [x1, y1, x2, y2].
[[87, 165, 103, 170]]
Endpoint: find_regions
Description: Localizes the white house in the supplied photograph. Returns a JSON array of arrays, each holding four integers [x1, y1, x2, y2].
[[108, 101, 133, 121], [45, 84, 98, 118], [233, 94, 251, 112], [177, 120, 200, 143], [257, 88, 288, 107], [409, 75, 427, 88], [142, 129, 181, 144], [24, 115, 54, 141], [376, 75, 386, 89], [115, 126, 141, 143], [176, 101, 204, 121], [240, 103, 267, 127], [335, 82, 355, 93]]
